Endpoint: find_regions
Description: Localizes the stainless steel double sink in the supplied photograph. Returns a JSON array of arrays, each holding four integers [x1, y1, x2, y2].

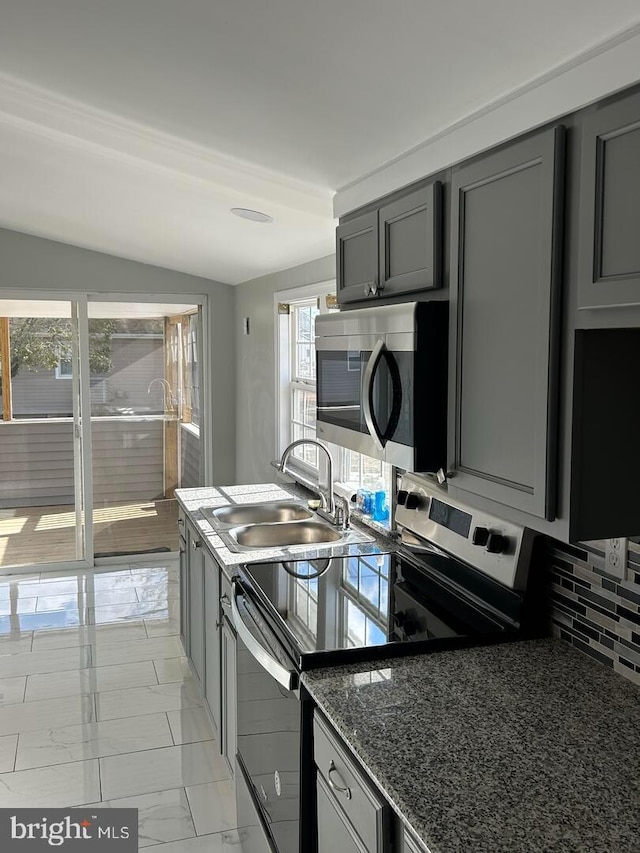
[[202, 500, 372, 553]]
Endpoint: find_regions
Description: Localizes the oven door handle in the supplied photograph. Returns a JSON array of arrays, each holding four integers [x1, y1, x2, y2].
[[231, 581, 298, 693], [362, 339, 386, 451]]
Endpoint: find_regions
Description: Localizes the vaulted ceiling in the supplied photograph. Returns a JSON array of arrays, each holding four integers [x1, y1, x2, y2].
[[0, 1, 639, 284]]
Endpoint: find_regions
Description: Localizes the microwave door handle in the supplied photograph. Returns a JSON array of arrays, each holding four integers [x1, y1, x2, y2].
[[362, 339, 386, 451], [231, 581, 298, 693]]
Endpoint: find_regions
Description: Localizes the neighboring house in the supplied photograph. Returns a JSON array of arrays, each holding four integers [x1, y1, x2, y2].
[[11, 334, 165, 418]]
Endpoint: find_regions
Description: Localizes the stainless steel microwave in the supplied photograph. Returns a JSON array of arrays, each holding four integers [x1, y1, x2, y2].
[[315, 301, 447, 471]]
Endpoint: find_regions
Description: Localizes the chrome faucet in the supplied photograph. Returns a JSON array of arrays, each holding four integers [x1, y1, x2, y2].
[[278, 439, 342, 526]]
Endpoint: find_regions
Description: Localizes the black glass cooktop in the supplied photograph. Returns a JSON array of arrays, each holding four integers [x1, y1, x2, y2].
[[239, 550, 526, 668]]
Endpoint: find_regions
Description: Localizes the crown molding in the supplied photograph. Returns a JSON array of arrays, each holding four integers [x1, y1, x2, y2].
[[0, 71, 333, 217], [334, 20, 640, 216]]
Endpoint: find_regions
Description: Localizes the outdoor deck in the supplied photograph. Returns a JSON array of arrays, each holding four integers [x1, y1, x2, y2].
[[0, 500, 179, 569]]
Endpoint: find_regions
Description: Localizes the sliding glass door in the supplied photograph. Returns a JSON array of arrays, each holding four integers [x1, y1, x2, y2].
[[87, 301, 202, 560], [0, 300, 87, 569], [0, 295, 205, 571]]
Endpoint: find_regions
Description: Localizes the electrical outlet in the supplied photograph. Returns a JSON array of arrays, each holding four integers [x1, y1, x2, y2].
[[605, 538, 628, 580]]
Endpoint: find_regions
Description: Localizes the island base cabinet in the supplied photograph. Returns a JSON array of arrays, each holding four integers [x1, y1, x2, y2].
[[317, 773, 367, 853], [314, 711, 389, 853]]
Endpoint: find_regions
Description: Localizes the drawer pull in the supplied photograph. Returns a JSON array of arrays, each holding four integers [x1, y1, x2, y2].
[[327, 760, 352, 800]]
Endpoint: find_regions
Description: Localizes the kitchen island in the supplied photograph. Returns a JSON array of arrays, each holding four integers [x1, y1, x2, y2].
[[303, 638, 640, 853]]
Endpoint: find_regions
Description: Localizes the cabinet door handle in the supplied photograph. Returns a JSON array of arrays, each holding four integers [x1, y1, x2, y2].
[[220, 594, 231, 610], [363, 279, 380, 297], [192, 539, 202, 550], [327, 760, 352, 800]]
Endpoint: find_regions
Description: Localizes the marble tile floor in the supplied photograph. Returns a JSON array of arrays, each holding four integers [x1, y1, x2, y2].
[[0, 560, 244, 851]]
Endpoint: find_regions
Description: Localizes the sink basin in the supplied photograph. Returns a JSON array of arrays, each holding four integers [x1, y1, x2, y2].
[[204, 501, 313, 527], [229, 520, 343, 549]]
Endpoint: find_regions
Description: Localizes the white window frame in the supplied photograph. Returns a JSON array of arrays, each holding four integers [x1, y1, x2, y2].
[[274, 281, 334, 478], [274, 283, 393, 523]]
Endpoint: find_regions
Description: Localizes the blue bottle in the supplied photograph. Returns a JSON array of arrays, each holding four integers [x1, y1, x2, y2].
[[372, 480, 389, 523]]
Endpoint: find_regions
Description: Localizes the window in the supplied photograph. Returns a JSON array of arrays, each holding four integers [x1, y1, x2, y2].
[[55, 358, 73, 379], [288, 564, 319, 644], [276, 285, 393, 526], [340, 554, 390, 647], [186, 313, 200, 428], [289, 299, 320, 469]]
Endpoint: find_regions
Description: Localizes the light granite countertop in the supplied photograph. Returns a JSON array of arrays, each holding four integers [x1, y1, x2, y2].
[[302, 638, 640, 853], [175, 482, 395, 575]]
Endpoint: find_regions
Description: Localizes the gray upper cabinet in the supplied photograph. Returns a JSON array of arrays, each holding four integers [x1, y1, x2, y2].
[[337, 183, 442, 305], [578, 89, 640, 309], [378, 184, 441, 297], [336, 211, 379, 304], [448, 125, 565, 520]]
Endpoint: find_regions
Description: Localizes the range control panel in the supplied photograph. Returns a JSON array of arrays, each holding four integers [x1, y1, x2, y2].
[[395, 473, 534, 591]]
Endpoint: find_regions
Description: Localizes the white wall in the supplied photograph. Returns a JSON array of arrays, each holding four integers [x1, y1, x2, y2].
[[0, 227, 236, 485], [235, 254, 335, 483]]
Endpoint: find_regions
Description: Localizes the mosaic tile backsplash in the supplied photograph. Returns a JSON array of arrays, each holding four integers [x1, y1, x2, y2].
[[546, 537, 640, 686]]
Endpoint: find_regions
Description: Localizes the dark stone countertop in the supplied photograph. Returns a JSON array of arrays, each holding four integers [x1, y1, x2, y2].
[[302, 638, 640, 853]]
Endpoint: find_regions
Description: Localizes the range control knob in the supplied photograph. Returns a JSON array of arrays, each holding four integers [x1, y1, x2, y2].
[[472, 526, 489, 546], [405, 492, 421, 510], [486, 533, 508, 554], [397, 490, 409, 506]]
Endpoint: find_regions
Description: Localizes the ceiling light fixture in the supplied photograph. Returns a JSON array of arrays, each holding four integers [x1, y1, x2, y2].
[[231, 207, 274, 223]]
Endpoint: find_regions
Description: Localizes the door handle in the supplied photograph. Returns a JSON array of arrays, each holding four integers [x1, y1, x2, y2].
[[327, 761, 352, 800], [231, 581, 298, 692], [362, 339, 386, 451]]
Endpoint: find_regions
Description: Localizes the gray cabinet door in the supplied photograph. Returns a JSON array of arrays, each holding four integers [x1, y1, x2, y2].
[[578, 89, 640, 308], [336, 211, 379, 304], [448, 126, 564, 520], [379, 183, 441, 296], [203, 552, 221, 735], [187, 523, 205, 684], [317, 773, 367, 853], [178, 529, 189, 656], [221, 617, 237, 777]]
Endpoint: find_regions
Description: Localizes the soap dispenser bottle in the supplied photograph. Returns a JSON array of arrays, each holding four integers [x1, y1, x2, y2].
[[372, 479, 389, 523]]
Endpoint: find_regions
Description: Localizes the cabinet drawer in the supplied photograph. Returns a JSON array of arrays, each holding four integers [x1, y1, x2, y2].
[[314, 711, 387, 853]]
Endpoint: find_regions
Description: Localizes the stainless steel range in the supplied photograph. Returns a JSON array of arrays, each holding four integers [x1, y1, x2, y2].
[[231, 473, 544, 853]]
